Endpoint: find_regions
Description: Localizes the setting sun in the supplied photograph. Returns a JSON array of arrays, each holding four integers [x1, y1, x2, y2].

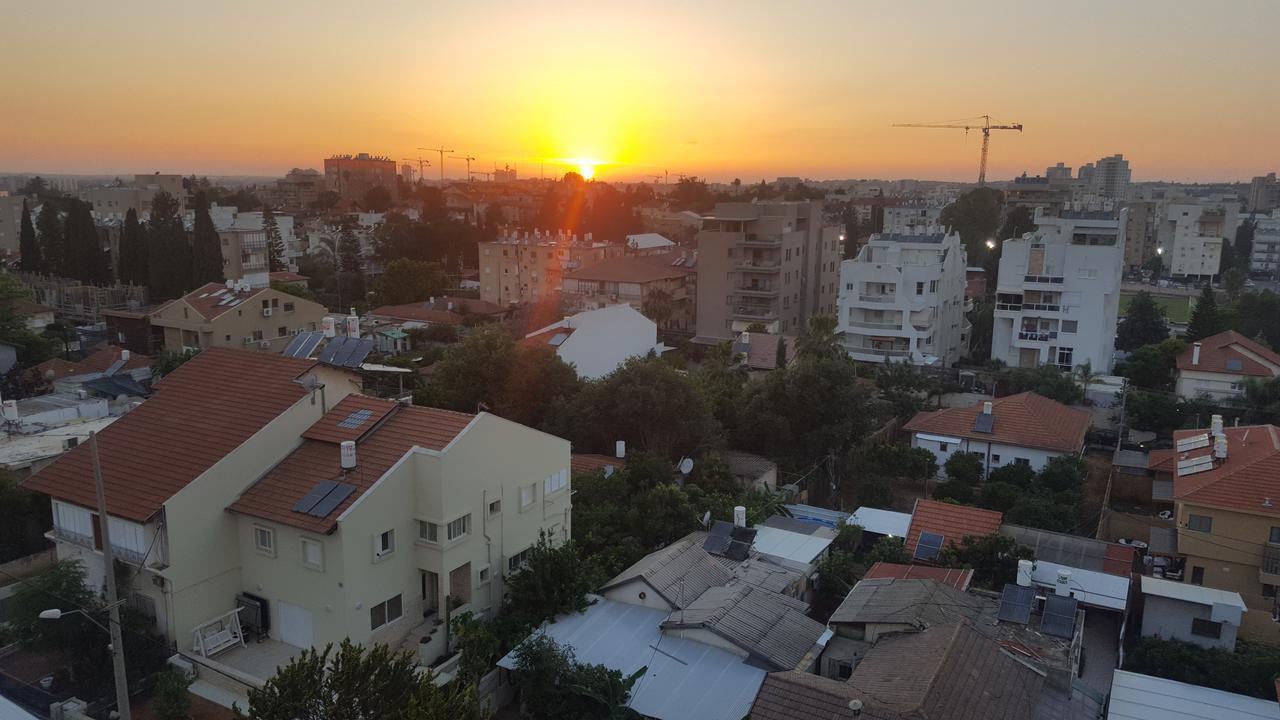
[[577, 162, 596, 180]]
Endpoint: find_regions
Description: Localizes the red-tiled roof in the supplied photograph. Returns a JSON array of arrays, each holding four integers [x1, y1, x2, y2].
[[904, 499, 1004, 556], [571, 453, 625, 476], [1176, 330, 1280, 378], [30, 346, 152, 381], [902, 392, 1089, 454], [1172, 424, 1280, 515], [229, 401, 476, 533], [171, 283, 269, 321], [563, 251, 693, 284], [300, 395, 400, 444], [23, 348, 318, 522], [863, 561, 973, 591], [1148, 449, 1177, 474]]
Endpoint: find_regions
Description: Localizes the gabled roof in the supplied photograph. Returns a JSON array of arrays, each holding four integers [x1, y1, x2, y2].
[[1001, 524, 1136, 576], [602, 536, 736, 608], [751, 672, 905, 720], [164, 282, 269, 321], [570, 453, 624, 476], [902, 392, 1089, 453], [904, 499, 1003, 556], [1140, 575, 1247, 611], [829, 577, 986, 627], [23, 348, 318, 522], [30, 346, 152, 382], [1177, 330, 1280, 378], [661, 584, 825, 670], [1171, 425, 1280, 515], [229, 399, 475, 534], [862, 562, 973, 591]]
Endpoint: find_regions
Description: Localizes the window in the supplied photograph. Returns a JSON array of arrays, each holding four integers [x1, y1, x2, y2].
[[183, 307, 189, 320], [1061, 320, 1078, 333], [271, 298, 280, 308], [991, 454, 1001, 464], [544, 470, 569, 495], [837, 662, 853, 680], [1190, 618, 1221, 639], [489, 499, 502, 516], [1014, 458, 1031, 467], [261, 299, 270, 309], [254, 526, 275, 556], [938, 442, 949, 452], [277, 326, 287, 337], [376, 529, 395, 559], [252, 330, 264, 341], [284, 302, 295, 312], [478, 567, 491, 584], [1191, 566, 1205, 585], [418, 520, 439, 543], [1078, 268, 1098, 279], [507, 548, 532, 574], [447, 514, 471, 541], [370, 594, 402, 630], [929, 280, 938, 293], [1264, 584, 1277, 599], [1270, 526, 1280, 544], [520, 484, 536, 509], [301, 538, 323, 570], [916, 281, 925, 295], [1056, 347, 1074, 367], [225, 334, 231, 342], [1187, 514, 1213, 533]]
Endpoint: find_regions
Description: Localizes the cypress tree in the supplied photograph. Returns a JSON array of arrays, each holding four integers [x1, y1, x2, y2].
[[190, 191, 224, 286], [36, 202, 64, 277], [147, 191, 190, 299], [263, 205, 287, 272], [18, 200, 41, 273], [119, 208, 147, 285], [1185, 284, 1224, 342], [337, 219, 363, 275]]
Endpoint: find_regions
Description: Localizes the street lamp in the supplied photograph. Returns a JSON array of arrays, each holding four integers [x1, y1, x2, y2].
[[985, 239, 997, 250], [40, 603, 130, 719], [1156, 246, 1164, 255]]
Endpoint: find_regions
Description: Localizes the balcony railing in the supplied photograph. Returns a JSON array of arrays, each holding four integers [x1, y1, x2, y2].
[[858, 294, 897, 304], [846, 319, 904, 330], [734, 261, 780, 272], [734, 285, 776, 296], [1263, 544, 1280, 578], [1018, 331, 1059, 342], [846, 346, 913, 358], [1024, 275, 1065, 284], [733, 306, 778, 320], [740, 234, 781, 246]]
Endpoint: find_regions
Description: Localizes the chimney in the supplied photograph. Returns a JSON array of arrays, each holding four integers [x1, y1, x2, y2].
[[733, 505, 747, 528], [982, 401, 993, 415], [340, 440, 358, 470], [1192, 342, 1202, 365], [1055, 569, 1072, 597], [615, 440, 626, 459]]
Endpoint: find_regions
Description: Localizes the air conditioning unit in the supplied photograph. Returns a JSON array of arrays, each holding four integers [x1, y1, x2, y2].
[[243, 336, 254, 345], [262, 308, 273, 317], [258, 340, 271, 349]]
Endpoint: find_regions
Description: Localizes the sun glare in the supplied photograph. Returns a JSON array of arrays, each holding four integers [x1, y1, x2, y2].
[[577, 162, 596, 180]]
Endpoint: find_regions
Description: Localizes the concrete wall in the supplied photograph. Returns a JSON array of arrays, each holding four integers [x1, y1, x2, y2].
[[1177, 501, 1280, 644], [151, 288, 328, 354], [911, 433, 1063, 476], [1141, 594, 1238, 650]]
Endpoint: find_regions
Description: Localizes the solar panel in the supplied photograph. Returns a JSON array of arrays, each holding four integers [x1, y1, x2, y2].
[[1176, 433, 1210, 452], [316, 336, 346, 364], [997, 583, 1034, 624], [282, 332, 311, 358], [330, 337, 362, 367], [307, 482, 357, 518], [549, 333, 570, 347], [297, 332, 325, 359], [973, 413, 994, 433], [341, 338, 375, 367], [723, 540, 751, 562], [914, 532, 945, 560], [292, 479, 339, 514], [104, 358, 127, 376], [709, 521, 733, 538], [1226, 359, 1243, 372], [703, 535, 731, 554], [337, 408, 374, 429], [1040, 595, 1079, 638]]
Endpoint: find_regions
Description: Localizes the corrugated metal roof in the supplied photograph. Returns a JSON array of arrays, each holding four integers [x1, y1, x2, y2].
[[829, 578, 986, 626], [783, 503, 851, 529], [850, 507, 912, 537], [751, 525, 833, 565], [497, 597, 765, 720], [1107, 670, 1280, 720], [661, 585, 825, 670], [1140, 575, 1247, 611]]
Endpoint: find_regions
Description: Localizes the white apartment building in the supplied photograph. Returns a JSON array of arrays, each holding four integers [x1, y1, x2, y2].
[[992, 207, 1127, 372], [882, 205, 943, 235], [1086, 154, 1132, 200], [835, 231, 969, 366], [1249, 211, 1280, 276], [1157, 200, 1241, 281]]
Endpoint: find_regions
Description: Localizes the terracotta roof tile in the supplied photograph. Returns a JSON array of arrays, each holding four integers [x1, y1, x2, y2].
[[300, 395, 400, 444], [178, 282, 269, 321], [863, 561, 973, 591], [229, 401, 476, 533], [571, 453, 624, 476], [750, 671, 905, 720], [904, 499, 1004, 556], [564, 251, 694, 284], [23, 348, 318, 522], [1172, 424, 1280, 515], [1176, 330, 1280, 378], [902, 392, 1089, 454], [31, 346, 152, 381]]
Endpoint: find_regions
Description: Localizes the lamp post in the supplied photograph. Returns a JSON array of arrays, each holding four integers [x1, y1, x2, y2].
[[39, 600, 131, 719]]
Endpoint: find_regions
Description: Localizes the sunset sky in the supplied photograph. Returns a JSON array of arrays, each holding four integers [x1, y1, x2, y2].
[[4, 0, 1278, 183]]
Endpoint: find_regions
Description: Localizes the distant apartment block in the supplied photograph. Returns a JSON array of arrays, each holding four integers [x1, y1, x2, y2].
[[1248, 172, 1279, 213], [272, 168, 326, 211], [219, 229, 268, 279], [1250, 212, 1280, 276], [992, 207, 1127, 372], [324, 153, 397, 207], [478, 230, 622, 307], [1123, 200, 1160, 274], [0, 194, 28, 254], [693, 201, 841, 342], [84, 173, 186, 222], [835, 230, 969, 366], [1083, 153, 1132, 200], [1158, 200, 1241, 281], [882, 205, 943, 234], [561, 250, 697, 332]]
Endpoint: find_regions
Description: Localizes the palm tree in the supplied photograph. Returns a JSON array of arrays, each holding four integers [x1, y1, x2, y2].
[[1075, 360, 1102, 405], [796, 315, 843, 361], [640, 288, 676, 329]]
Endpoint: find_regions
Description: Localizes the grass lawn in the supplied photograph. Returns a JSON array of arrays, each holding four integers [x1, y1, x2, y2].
[[1119, 292, 1193, 324]]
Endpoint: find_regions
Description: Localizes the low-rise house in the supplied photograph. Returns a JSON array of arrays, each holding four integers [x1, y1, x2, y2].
[[29, 346, 151, 387], [903, 498, 1003, 562], [0, 415, 118, 477], [659, 583, 826, 671], [1107, 669, 1280, 720], [521, 304, 666, 380], [150, 281, 329, 354], [624, 232, 676, 255], [754, 516, 836, 566], [903, 392, 1090, 475], [1175, 330, 1280, 401], [749, 671, 889, 720], [1139, 575, 1247, 651], [724, 451, 778, 491], [368, 296, 508, 328], [730, 332, 795, 373]]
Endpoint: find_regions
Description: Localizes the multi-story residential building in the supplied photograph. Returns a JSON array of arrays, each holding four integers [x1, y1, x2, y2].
[[218, 229, 269, 279], [1086, 154, 1132, 200], [693, 201, 841, 342], [1045, 162, 1074, 184], [1250, 211, 1280, 277], [1123, 200, 1160, 275], [324, 153, 397, 207], [1248, 172, 1279, 213], [992, 207, 1126, 372], [834, 230, 968, 365], [0, 193, 29, 254], [1175, 330, 1280, 401], [84, 173, 186, 222], [210, 207, 301, 269], [1158, 200, 1241, 281], [881, 204, 943, 235], [561, 250, 697, 332], [478, 230, 623, 307], [1165, 421, 1280, 643], [149, 281, 329, 353], [273, 168, 326, 212], [23, 349, 573, 690]]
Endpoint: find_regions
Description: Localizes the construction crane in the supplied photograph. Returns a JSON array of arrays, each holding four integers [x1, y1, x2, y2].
[[893, 115, 1023, 185], [401, 156, 430, 183], [450, 154, 477, 181], [418, 146, 454, 181]]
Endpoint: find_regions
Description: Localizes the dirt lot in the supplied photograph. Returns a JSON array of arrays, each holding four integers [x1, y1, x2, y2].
[[132, 693, 240, 720]]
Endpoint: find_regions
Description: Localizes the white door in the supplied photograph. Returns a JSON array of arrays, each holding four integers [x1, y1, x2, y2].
[[276, 600, 314, 649]]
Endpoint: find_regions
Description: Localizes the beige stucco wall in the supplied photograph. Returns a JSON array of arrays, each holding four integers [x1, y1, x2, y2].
[[1177, 501, 1280, 644], [151, 288, 328, 353]]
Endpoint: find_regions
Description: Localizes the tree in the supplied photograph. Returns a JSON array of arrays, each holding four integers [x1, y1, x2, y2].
[[153, 348, 200, 377], [497, 345, 583, 430], [1231, 376, 1280, 423], [1185, 284, 1223, 342], [1115, 338, 1185, 390], [337, 219, 363, 275], [118, 208, 147, 285], [998, 205, 1035, 242], [986, 463, 1035, 489], [937, 534, 1033, 590], [419, 324, 516, 412], [1233, 219, 1257, 270], [1145, 252, 1164, 283], [775, 335, 788, 368], [18, 200, 41, 273], [35, 201, 64, 276], [1039, 455, 1088, 495], [1222, 266, 1247, 301], [943, 452, 985, 484], [62, 200, 111, 284], [939, 187, 1003, 268], [1075, 360, 1103, 404], [246, 639, 480, 720], [640, 288, 677, 328], [0, 276, 55, 365], [864, 536, 910, 565], [1002, 364, 1083, 404], [1116, 290, 1170, 351], [153, 668, 193, 720], [147, 191, 192, 299], [190, 191, 224, 286], [510, 636, 643, 720], [876, 360, 938, 419], [504, 532, 601, 630], [0, 469, 51, 563], [668, 177, 715, 212], [363, 185, 393, 213], [263, 205, 287, 273], [375, 258, 449, 306], [796, 315, 843, 361]]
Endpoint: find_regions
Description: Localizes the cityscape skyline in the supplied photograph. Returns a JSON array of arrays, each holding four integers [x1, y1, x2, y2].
[[4, 0, 1279, 182]]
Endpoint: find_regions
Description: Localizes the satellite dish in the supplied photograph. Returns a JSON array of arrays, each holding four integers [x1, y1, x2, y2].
[[700, 510, 711, 527], [678, 457, 694, 475]]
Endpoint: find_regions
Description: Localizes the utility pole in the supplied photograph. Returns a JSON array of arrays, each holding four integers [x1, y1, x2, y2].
[[419, 146, 453, 182], [91, 431, 132, 720]]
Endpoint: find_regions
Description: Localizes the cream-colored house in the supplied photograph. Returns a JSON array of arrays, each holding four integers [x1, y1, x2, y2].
[[150, 281, 329, 354], [1175, 330, 1280, 401]]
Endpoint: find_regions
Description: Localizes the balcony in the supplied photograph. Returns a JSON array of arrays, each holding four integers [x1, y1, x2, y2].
[[1017, 330, 1059, 342], [733, 305, 779, 321], [1023, 275, 1065, 284], [740, 233, 781, 247], [1262, 545, 1280, 585], [858, 294, 897, 304], [734, 285, 777, 297], [734, 261, 780, 272], [846, 319, 905, 331]]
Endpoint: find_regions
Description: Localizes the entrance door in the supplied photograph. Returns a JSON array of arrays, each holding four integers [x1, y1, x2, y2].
[[276, 600, 314, 649], [421, 571, 440, 615]]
